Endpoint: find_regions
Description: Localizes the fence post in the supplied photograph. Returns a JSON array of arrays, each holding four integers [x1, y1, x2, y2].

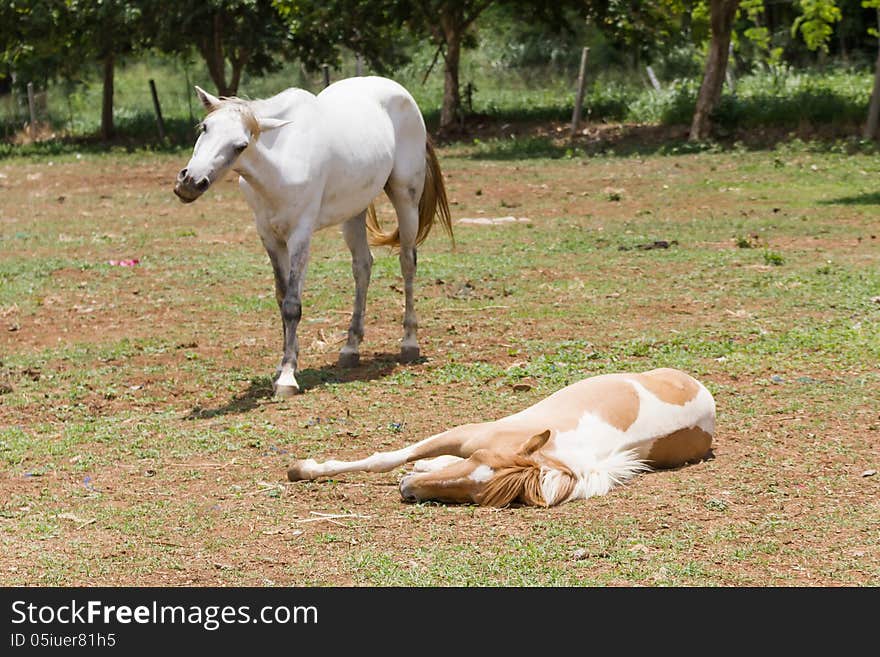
[[27, 82, 36, 139], [725, 41, 737, 93], [646, 66, 662, 91], [149, 79, 167, 142], [355, 55, 363, 77], [570, 47, 590, 137], [322, 64, 330, 88]]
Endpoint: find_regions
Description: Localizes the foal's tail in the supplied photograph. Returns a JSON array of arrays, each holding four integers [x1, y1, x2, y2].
[[366, 137, 454, 248]]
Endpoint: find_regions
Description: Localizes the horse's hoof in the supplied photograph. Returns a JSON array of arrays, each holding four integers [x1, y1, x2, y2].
[[338, 351, 360, 368], [274, 383, 301, 399], [399, 346, 421, 363]]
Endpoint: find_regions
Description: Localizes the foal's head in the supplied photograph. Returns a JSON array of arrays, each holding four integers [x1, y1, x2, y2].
[[398, 430, 575, 508], [174, 86, 287, 203]]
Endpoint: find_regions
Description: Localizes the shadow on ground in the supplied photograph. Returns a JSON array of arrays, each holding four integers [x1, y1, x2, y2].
[[185, 352, 403, 419], [818, 191, 880, 205]]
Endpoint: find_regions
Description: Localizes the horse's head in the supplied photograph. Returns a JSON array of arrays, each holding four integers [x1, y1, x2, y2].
[[174, 86, 287, 203], [398, 430, 575, 507]]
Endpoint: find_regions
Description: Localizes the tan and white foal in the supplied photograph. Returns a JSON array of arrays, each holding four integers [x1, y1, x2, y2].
[[287, 368, 715, 507]]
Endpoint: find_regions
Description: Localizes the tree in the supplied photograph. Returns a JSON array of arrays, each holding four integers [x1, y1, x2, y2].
[[147, 0, 291, 97], [67, 1, 146, 140], [863, 1, 880, 138], [690, 0, 740, 140], [0, 1, 146, 140], [406, 1, 492, 131], [273, 0, 411, 75]]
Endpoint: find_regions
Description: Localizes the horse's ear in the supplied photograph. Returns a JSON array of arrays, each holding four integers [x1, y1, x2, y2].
[[518, 430, 551, 457], [257, 117, 291, 132], [194, 85, 221, 112]]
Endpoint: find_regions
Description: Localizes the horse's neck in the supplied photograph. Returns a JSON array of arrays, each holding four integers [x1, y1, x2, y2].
[[251, 88, 316, 120], [233, 139, 286, 206]]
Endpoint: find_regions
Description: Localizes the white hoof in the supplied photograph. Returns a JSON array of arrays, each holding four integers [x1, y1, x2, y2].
[[274, 370, 300, 398]]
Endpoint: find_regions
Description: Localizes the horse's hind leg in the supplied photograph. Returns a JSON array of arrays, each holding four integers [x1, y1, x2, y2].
[[386, 181, 423, 363], [339, 211, 372, 368]]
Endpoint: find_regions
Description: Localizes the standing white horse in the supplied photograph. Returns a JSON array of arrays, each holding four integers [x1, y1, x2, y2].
[[174, 77, 453, 397]]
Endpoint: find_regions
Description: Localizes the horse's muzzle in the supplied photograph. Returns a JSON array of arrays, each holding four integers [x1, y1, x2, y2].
[[174, 168, 210, 203]]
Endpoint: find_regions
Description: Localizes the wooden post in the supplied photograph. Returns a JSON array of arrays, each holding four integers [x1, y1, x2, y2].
[[322, 64, 330, 88], [149, 79, 167, 142], [184, 64, 194, 126], [725, 41, 736, 93], [646, 66, 662, 91], [27, 82, 36, 138], [570, 47, 590, 137], [355, 55, 363, 77], [865, 9, 880, 139]]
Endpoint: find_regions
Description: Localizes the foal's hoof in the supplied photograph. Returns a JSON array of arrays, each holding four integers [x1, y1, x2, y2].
[[399, 346, 421, 363], [287, 459, 317, 481], [338, 351, 360, 368], [273, 383, 301, 399]]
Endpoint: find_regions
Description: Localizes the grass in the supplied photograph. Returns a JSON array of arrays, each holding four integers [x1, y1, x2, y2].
[[0, 139, 878, 586]]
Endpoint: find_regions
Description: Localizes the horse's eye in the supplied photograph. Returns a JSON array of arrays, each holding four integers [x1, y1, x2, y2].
[[234, 143, 247, 153]]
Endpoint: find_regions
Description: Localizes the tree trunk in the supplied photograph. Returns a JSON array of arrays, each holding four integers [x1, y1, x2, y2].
[[101, 53, 115, 141], [690, 0, 740, 141], [201, 14, 231, 96], [864, 10, 880, 140], [440, 21, 462, 131], [228, 49, 250, 98]]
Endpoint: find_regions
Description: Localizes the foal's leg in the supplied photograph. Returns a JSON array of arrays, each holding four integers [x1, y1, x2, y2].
[[412, 455, 464, 473], [274, 228, 313, 398], [287, 423, 483, 481], [386, 183, 422, 363], [338, 211, 372, 368]]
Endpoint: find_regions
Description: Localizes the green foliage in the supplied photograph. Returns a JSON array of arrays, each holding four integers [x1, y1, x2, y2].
[[792, 0, 843, 52]]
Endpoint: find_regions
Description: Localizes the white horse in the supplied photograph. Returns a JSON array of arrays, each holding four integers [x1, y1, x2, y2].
[[174, 77, 453, 397]]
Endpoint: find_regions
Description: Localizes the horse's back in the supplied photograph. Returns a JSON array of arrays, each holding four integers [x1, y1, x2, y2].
[[319, 77, 426, 144]]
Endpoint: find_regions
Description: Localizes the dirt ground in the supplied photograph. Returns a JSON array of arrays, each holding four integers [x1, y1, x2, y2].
[[0, 134, 878, 586]]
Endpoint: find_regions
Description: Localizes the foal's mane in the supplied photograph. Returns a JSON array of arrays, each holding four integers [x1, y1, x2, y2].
[[202, 96, 262, 139], [478, 455, 576, 508]]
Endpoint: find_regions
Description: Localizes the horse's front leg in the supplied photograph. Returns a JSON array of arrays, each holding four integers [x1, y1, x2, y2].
[[274, 229, 313, 398], [258, 232, 289, 379], [339, 211, 372, 368]]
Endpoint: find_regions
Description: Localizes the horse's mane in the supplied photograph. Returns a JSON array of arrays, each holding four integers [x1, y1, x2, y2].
[[203, 96, 261, 139], [478, 456, 576, 508]]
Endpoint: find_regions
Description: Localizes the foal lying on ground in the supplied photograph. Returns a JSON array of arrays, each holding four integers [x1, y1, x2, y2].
[[288, 368, 716, 507]]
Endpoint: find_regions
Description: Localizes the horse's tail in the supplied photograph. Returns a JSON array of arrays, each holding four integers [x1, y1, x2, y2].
[[365, 137, 454, 248]]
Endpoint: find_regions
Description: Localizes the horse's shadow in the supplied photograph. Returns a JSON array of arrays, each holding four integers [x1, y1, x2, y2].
[[185, 352, 404, 420]]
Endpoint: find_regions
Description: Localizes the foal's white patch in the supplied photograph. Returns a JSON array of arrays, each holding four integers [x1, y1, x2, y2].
[[543, 377, 715, 503], [469, 464, 494, 483]]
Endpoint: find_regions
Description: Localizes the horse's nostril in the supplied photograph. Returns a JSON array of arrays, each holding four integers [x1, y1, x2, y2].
[[195, 178, 210, 191], [177, 168, 188, 181]]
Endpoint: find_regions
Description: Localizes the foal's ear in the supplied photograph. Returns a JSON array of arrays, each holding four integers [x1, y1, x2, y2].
[[194, 85, 221, 112], [257, 117, 291, 132], [518, 430, 551, 457]]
